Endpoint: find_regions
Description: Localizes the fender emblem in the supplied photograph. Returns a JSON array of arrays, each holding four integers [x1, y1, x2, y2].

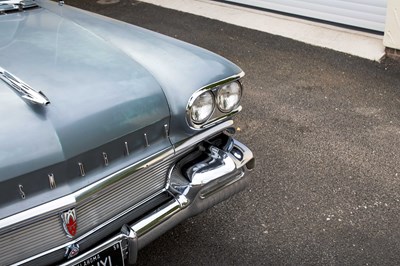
[[61, 209, 78, 238]]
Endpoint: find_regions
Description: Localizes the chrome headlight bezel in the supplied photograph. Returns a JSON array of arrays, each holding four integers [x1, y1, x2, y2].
[[186, 72, 244, 129]]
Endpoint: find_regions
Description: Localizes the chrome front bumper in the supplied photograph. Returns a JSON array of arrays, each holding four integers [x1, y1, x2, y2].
[[60, 137, 254, 265]]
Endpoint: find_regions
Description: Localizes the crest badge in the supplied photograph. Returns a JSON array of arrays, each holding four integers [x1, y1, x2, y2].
[[65, 243, 80, 259], [61, 209, 77, 238]]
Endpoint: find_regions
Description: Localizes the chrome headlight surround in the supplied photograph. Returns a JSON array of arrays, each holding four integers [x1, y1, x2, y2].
[[186, 72, 244, 129]]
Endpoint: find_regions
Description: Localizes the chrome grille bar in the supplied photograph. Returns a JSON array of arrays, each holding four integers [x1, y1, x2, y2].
[[1, 215, 63, 265], [76, 159, 171, 235]]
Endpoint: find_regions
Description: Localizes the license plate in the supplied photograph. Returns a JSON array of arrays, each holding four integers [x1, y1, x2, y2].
[[73, 242, 124, 266]]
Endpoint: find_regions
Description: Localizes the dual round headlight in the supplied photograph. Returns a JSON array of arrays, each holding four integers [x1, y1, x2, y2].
[[190, 91, 215, 124], [189, 81, 242, 125], [216, 81, 242, 113]]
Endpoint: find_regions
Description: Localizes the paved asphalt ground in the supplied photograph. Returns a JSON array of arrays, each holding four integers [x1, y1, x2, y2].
[[65, 1, 400, 265]]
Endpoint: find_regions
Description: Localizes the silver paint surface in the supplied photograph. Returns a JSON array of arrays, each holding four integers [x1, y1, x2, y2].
[[0, 1, 242, 182], [36, 0, 242, 142], [0, 0, 243, 221], [0, 4, 170, 181]]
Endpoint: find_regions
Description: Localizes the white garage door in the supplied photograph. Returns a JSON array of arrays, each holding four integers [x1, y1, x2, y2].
[[222, 0, 387, 32]]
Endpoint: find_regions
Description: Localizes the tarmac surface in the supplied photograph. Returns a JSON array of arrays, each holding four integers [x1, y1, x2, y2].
[[66, 1, 400, 265]]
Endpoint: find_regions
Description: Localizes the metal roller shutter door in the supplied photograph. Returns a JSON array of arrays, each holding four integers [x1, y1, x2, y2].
[[221, 0, 387, 32]]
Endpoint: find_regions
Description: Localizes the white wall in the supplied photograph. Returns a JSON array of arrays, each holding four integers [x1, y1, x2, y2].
[[223, 0, 387, 32], [384, 0, 400, 49]]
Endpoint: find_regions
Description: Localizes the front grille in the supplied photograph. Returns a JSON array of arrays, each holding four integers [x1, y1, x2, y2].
[[0, 155, 175, 266], [1, 215, 64, 266], [76, 159, 171, 236]]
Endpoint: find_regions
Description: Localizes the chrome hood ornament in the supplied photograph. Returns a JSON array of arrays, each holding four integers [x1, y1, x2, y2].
[[0, 67, 50, 106]]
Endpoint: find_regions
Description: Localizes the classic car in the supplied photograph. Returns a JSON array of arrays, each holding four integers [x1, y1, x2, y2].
[[0, 0, 255, 265]]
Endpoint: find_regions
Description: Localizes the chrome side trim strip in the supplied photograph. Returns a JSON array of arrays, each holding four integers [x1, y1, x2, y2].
[[0, 195, 76, 233], [0, 67, 50, 106], [174, 120, 234, 153], [193, 106, 241, 131]]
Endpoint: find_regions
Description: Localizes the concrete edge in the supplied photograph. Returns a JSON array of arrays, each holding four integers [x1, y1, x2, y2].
[[138, 0, 386, 62]]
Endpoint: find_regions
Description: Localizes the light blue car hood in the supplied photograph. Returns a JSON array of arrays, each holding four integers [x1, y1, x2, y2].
[[0, 0, 243, 182], [0, 6, 170, 180]]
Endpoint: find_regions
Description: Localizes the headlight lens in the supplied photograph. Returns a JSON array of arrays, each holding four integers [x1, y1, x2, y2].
[[190, 91, 215, 124], [216, 81, 242, 112]]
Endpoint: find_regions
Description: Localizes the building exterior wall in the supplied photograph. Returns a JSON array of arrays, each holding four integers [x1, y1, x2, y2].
[[223, 0, 387, 32], [383, 0, 400, 50]]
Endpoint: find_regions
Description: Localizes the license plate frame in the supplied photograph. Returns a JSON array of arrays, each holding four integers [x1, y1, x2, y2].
[[72, 241, 124, 266]]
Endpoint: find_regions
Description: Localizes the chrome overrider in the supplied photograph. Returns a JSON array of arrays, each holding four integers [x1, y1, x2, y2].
[[60, 120, 254, 265], [4, 120, 254, 265]]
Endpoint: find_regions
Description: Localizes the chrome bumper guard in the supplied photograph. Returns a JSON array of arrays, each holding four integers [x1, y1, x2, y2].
[[60, 137, 254, 266]]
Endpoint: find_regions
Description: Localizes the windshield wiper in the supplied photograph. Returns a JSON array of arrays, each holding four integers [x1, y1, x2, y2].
[[0, 0, 38, 12], [0, 67, 50, 106]]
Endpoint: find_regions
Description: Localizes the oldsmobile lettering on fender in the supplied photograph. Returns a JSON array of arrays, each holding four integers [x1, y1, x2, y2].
[[0, 0, 255, 265]]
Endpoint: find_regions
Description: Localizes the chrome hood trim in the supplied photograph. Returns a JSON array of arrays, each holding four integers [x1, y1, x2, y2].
[[0, 66, 50, 105]]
